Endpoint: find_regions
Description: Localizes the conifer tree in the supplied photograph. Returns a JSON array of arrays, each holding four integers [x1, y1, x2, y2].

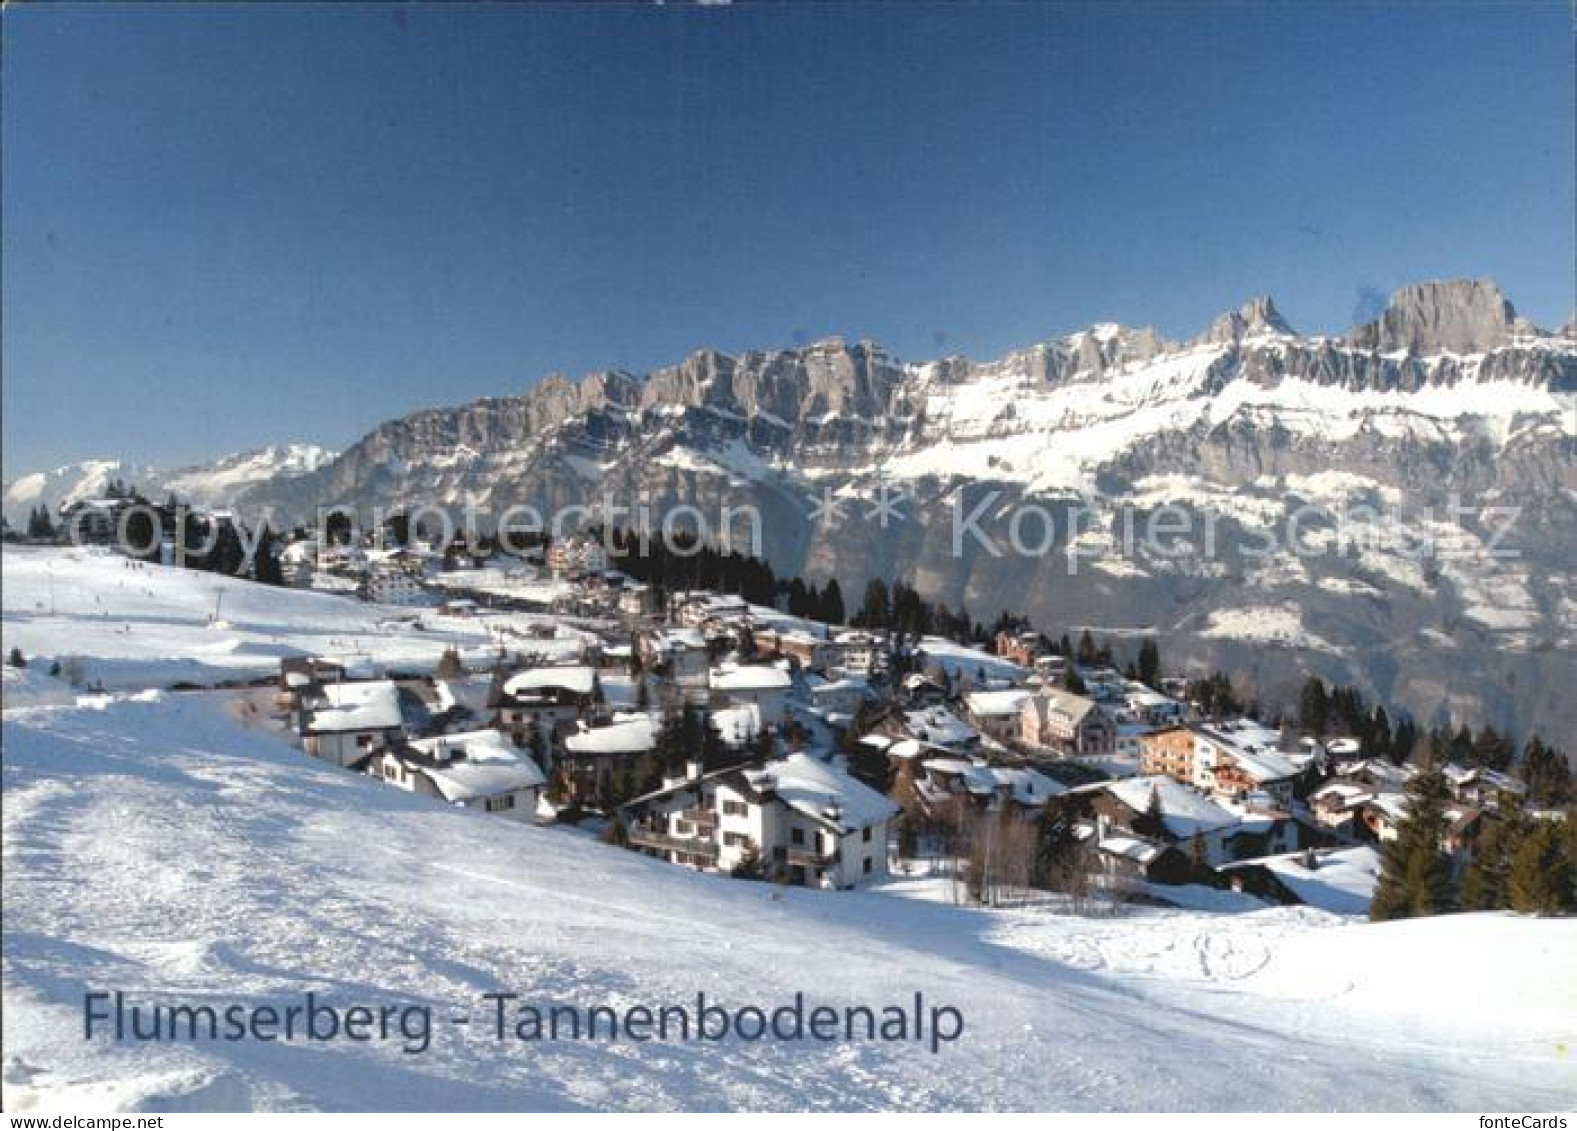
[[1370, 753, 1457, 921], [1458, 814, 1526, 911], [1507, 821, 1576, 914]]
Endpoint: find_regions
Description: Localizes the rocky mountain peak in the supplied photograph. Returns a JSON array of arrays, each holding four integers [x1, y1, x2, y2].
[[1201, 295, 1296, 344], [1347, 278, 1517, 355]]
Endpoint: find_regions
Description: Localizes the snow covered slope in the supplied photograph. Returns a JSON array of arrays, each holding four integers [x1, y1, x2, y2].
[[3, 691, 1574, 1112], [1, 546, 590, 690]]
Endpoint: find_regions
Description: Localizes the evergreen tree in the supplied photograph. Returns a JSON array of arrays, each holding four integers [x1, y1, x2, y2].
[[820, 578, 845, 626], [1298, 675, 1330, 735], [1132, 788, 1167, 840], [1520, 736, 1573, 807], [1370, 753, 1457, 921], [253, 525, 284, 585], [1507, 822, 1576, 914], [1471, 725, 1516, 773], [1136, 638, 1161, 688], [857, 578, 891, 628], [1458, 814, 1526, 911]]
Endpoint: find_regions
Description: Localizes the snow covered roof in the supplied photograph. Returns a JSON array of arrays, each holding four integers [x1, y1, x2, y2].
[[1228, 747, 1301, 783], [1106, 775, 1239, 838], [964, 689, 1032, 717], [650, 628, 707, 651], [563, 714, 658, 755], [502, 665, 595, 698], [710, 664, 791, 692], [904, 707, 979, 747], [748, 753, 899, 833], [991, 766, 1065, 805], [1222, 846, 1381, 915], [1098, 835, 1164, 865], [407, 729, 546, 801], [304, 680, 402, 733], [710, 703, 763, 745]]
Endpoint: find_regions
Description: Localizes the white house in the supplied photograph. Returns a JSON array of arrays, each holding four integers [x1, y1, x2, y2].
[[366, 729, 546, 820], [709, 663, 791, 725], [962, 689, 1032, 742], [299, 680, 405, 766], [621, 752, 899, 889]]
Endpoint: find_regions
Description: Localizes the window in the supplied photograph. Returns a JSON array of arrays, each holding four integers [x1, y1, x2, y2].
[[863, 857, 873, 875], [486, 794, 516, 812], [723, 832, 749, 848], [791, 828, 805, 846], [862, 826, 872, 843], [357, 734, 372, 747], [722, 800, 748, 818]]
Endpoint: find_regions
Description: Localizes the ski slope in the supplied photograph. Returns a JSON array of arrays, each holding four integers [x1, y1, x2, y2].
[[3, 690, 1574, 1112], [1, 546, 589, 689]]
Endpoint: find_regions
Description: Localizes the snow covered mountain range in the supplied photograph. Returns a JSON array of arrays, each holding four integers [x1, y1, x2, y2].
[[1, 444, 334, 524], [7, 278, 1575, 740]]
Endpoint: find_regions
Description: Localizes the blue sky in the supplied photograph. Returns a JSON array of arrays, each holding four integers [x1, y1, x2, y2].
[[4, 2, 1572, 474]]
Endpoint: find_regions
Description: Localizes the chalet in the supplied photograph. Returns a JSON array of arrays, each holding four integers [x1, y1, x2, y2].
[[1308, 780, 1374, 831], [1089, 775, 1301, 866], [620, 753, 899, 888], [803, 673, 871, 721], [962, 689, 1033, 743], [1359, 795, 1481, 853], [913, 757, 1063, 820], [488, 664, 596, 750], [559, 712, 660, 799], [366, 729, 546, 820], [1219, 846, 1381, 915], [709, 663, 792, 725], [752, 627, 836, 671], [992, 630, 1044, 667], [1442, 763, 1528, 810], [276, 656, 348, 718], [901, 706, 981, 754], [672, 591, 750, 629], [832, 630, 887, 676], [637, 627, 710, 688], [1019, 688, 1115, 758], [1192, 721, 1300, 807], [1075, 823, 1193, 887], [1118, 681, 1187, 727], [299, 679, 406, 766]]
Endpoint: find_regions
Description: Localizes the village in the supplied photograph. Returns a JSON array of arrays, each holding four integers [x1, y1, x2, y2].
[[7, 496, 1573, 916]]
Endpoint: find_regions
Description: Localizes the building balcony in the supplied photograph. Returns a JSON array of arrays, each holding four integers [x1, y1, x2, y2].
[[627, 827, 719, 860], [772, 844, 838, 869]]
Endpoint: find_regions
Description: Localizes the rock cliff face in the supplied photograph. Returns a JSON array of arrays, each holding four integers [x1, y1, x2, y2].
[[1348, 278, 1522, 354], [25, 279, 1576, 741]]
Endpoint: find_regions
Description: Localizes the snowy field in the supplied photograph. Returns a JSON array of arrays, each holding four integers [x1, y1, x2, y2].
[[3, 690, 1575, 1112], [1, 546, 593, 689]]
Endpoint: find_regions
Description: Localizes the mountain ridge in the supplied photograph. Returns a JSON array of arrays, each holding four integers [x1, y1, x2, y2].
[[6, 278, 1574, 742]]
